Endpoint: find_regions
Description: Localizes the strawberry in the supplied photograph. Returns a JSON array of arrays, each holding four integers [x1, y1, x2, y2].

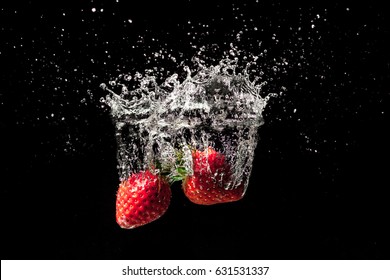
[[182, 147, 245, 205], [116, 170, 171, 229]]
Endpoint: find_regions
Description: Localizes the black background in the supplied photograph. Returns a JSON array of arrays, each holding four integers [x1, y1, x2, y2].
[[1, 0, 390, 260]]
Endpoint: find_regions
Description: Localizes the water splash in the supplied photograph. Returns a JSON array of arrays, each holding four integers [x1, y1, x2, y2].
[[101, 49, 276, 194]]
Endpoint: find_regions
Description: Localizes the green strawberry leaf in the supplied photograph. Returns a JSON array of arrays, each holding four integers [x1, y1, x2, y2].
[[177, 167, 187, 175], [169, 175, 184, 184]]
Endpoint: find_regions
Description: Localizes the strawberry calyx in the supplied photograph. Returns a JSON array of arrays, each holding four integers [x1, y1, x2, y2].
[[149, 146, 193, 185], [168, 148, 191, 184]]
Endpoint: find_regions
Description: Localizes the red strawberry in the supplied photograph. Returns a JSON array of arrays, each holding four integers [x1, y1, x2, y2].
[[116, 170, 171, 229], [182, 147, 245, 205]]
